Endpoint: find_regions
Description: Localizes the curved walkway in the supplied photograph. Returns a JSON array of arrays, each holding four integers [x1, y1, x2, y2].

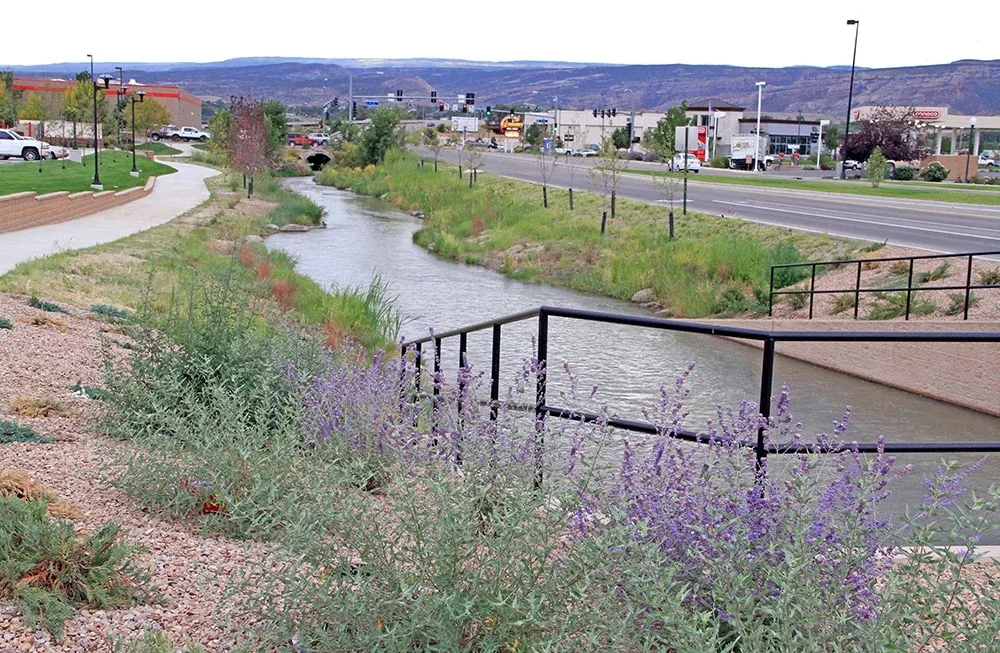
[[0, 160, 218, 275]]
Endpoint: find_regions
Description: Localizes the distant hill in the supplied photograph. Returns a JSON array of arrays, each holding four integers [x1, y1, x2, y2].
[[7, 58, 1000, 116]]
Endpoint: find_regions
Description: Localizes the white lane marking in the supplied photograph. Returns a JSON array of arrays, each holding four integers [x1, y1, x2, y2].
[[713, 201, 1000, 242]]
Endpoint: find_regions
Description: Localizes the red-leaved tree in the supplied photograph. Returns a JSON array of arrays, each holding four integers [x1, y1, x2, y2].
[[843, 106, 927, 163], [228, 96, 270, 198]]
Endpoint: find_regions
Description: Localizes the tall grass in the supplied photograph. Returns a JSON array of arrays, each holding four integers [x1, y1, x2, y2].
[[318, 155, 854, 318]]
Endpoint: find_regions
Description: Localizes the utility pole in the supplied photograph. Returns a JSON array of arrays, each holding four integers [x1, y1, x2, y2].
[[348, 72, 354, 123]]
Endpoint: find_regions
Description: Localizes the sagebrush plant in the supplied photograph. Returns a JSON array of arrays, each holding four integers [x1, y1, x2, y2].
[[97, 271, 999, 650], [0, 497, 152, 637], [28, 294, 69, 314], [90, 304, 131, 320], [0, 316, 12, 330], [0, 419, 53, 444]]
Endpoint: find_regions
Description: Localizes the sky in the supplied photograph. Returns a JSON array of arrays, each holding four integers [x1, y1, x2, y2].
[[2, 1, 997, 69]]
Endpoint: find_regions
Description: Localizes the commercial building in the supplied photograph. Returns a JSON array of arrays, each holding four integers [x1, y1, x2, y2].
[[851, 106, 999, 156], [11, 77, 202, 128], [739, 116, 824, 156]]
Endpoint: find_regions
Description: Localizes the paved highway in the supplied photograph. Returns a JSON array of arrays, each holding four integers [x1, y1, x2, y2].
[[422, 148, 1000, 258]]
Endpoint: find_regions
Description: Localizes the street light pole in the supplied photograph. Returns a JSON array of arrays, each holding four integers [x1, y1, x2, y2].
[[754, 81, 766, 172], [348, 72, 354, 123], [965, 117, 977, 182], [87, 54, 102, 189], [130, 90, 145, 177], [624, 89, 636, 155], [817, 119, 830, 165], [841, 19, 860, 180], [115, 66, 123, 152]]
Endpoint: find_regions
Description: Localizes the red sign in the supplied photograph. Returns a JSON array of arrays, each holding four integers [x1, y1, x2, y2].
[[912, 109, 941, 120]]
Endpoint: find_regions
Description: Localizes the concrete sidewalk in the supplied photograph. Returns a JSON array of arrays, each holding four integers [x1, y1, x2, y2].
[[0, 160, 218, 275]]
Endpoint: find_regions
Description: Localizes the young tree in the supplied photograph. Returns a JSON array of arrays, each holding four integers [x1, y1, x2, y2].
[[17, 92, 47, 120], [652, 173, 681, 239], [844, 106, 925, 162], [228, 97, 270, 198], [524, 123, 543, 148], [423, 127, 444, 171], [361, 107, 405, 165], [644, 102, 690, 160], [465, 148, 485, 186], [867, 146, 888, 188], [588, 135, 630, 233], [612, 126, 630, 151], [207, 108, 231, 156], [536, 150, 558, 207], [0, 71, 20, 128], [262, 98, 288, 159], [128, 97, 171, 139], [824, 124, 840, 153]]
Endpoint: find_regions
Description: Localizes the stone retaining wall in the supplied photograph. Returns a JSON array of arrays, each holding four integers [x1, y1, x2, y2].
[[0, 176, 155, 235], [702, 319, 999, 417]]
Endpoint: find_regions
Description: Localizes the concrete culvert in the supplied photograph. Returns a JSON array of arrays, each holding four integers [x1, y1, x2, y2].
[[306, 153, 331, 171]]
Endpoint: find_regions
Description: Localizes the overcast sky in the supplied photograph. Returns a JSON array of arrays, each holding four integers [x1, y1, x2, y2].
[[1, 1, 997, 69]]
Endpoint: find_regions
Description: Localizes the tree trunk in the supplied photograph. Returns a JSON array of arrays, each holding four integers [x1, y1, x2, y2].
[[601, 211, 607, 235], [611, 190, 616, 219], [569, 188, 573, 210], [543, 185, 548, 208], [669, 211, 675, 240]]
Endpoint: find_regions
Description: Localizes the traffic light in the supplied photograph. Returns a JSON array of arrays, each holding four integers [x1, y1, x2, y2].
[[438, 102, 445, 112], [430, 90, 437, 104], [509, 108, 515, 117], [352, 101, 357, 115], [332, 97, 339, 108], [465, 92, 475, 106], [611, 107, 617, 117], [593, 108, 598, 118], [396, 89, 403, 102], [810, 132, 819, 143], [462, 104, 468, 113], [485, 106, 492, 116]]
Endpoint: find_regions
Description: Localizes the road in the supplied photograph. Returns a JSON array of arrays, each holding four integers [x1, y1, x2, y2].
[[422, 148, 1000, 257]]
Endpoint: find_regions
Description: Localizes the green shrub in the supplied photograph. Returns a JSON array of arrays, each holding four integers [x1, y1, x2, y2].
[[862, 240, 887, 253], [945, 292, 979, 316], [709, 155, 730, 168], [0, 317, 11, 330], [832, 293, 855, 314], [916, 262, 950, 284], [969, 175, 989, 185], [893, 165, 917, 181], [28, 295, 69, 314], [0, 420, 54, 444], [867, 147, 888, 188], [920, 162, 949, 182], [788, 291, 809, 309], [110, 629, 207, 653], [979, 267, 1000, 286], [868, 292, 936, 320], [90, 304, 131, 320], [0, 497, 152, 636]]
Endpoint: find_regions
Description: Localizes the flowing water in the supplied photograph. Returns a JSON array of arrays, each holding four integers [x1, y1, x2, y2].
[[272, 178, 999, 526]]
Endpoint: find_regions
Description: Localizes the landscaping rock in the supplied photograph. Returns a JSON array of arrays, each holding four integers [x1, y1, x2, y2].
[[506, 244, 525, 256], [243, 235, 264, 244], [264, 223, 280, 233], [278, 224, 311, 233], [631, 288, 655, 303], [409, 210, 426, 219], [427, 242, 437, 252]]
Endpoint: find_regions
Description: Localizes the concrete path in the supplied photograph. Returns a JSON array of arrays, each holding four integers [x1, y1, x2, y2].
[[0, 160, 218, 275]]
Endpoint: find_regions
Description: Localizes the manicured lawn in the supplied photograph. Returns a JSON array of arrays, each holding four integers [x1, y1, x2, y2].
[[135, 142, 182, 156], [628, 168, 1000, 205], [0, 154, 176, 196]]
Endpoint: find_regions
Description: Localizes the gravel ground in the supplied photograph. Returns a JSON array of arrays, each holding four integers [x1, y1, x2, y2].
[[0, 293, 269, 651]]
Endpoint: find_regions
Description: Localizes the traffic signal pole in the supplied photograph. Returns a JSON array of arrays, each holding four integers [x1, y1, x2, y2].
[[348, 74, 354, 123]]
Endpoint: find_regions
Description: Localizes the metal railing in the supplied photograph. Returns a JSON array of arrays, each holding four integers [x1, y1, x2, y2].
[[768, 250, 1000, 320], [401, 305, 1000, 484]]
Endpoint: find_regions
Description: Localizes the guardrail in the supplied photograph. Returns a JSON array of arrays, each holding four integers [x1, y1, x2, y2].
[[768, 250, 1000, 320], [401, 305, 1000, 484]]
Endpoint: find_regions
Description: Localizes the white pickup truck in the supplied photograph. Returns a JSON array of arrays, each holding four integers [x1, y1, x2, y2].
[[0, 129, 47, 161]]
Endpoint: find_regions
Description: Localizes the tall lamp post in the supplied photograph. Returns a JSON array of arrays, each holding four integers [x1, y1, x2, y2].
[[87, 55, 113, 190], [754, 81, 766, 171], [964, 117, 977, 182], [114, 66, 124, 153], [623, 88, 636, 155], [129, 89, 145, 177], [840, 19, 860, 180]]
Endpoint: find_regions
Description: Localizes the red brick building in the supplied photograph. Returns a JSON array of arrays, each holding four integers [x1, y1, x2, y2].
[[12, 77, 202, 128]]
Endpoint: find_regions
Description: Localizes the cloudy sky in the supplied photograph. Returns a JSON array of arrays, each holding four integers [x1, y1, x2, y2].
[[1, 1, 996, 69]]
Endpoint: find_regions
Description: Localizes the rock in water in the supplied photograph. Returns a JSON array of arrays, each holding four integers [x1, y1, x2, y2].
[[631, 288, 655, 303]]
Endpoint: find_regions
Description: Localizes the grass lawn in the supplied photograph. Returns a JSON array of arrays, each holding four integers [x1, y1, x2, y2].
[[319, 154, 862, 318], [0, 153, 176, 196], [135, 141, 182, 156], [628, 168, 1000, 205]]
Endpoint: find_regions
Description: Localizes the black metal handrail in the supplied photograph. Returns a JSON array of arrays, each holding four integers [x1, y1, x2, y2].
[[401, 305, 1000, 484], [768, 250, 1000, 320]]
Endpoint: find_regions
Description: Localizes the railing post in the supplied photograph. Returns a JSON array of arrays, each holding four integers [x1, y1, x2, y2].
[[535, 310, 549, 488], [808, 263, 816, 319], [854, 260, 862, 319], [413, 342, 422, 428], [768, 266, 775, 317], [756, 338, 776, 477], [964, 254, 974, 320], [456, 332, 467, 466], [432, 336, 442, 445], [904, 259, 915, 320], [490, 324, 501, 423]]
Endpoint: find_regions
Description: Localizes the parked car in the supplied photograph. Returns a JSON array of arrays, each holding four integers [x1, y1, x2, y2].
[[179, 126, 210, 141], [148, 125, 183, 141], [669, 153, 701, 172], [308, 132, 331, 146], [287, 133, 313, 147], [573, 148, 598, 158], [40, 141, 69, 160], [554, 147, 573, 155], [0, 129, 46, 161], [978, 154, 997, 168], [843, 159, 862, 170]]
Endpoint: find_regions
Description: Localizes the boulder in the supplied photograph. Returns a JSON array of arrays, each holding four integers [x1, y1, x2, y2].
[[631, 288, 655, 303], [278, 223, 311, 233], [243, 235, 264, 244], [264, 223, 280, 233]]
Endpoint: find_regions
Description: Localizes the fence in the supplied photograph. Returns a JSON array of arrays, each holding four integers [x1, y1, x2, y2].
[[401, 305, 1000, 484], [769, 250, 1000, 320]]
